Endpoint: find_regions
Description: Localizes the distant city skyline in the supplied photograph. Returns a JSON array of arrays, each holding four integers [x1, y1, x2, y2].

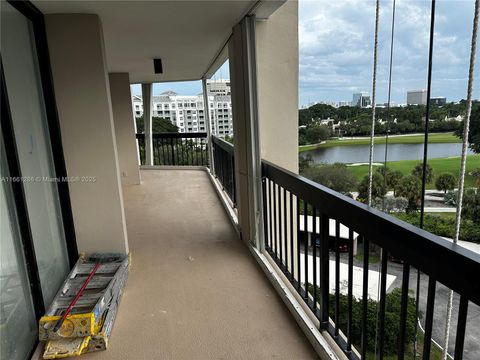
[[132, 1, 479, 108], [299, 0, 479, 107]]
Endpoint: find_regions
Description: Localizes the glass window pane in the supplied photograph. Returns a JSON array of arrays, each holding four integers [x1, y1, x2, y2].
[[1, 2, 70, 306], [0, 138, 37, 360]]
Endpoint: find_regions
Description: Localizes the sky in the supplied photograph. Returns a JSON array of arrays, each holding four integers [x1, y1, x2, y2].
[[132, 0, 479, 108], [130, 62, 230, 97], [299, 0, 479, 106]]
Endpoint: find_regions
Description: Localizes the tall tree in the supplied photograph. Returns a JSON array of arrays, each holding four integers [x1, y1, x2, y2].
[[435, 173, 456, 193], [357, 173, 386, 202], [135, 116, 178, 133], [412, 163, 434, 184], [395, 175, 422, 211], [302, 163, 357, 194]]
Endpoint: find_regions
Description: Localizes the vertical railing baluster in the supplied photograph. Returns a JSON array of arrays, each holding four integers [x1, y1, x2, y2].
[[190, 138, 194, 166], [279, 186, 283, 265], [222, 149, 226, 189], [188, 139, 191, 166], [296, 196, 301, 291], [171, 137, 175, 165], [335, 220, 340, 337], [303, 201, 308, 301], [153, 138, 157, 165], [283, 187, 287, 268], [454, 296, 468, 360], [161, 138, 166, 165], [262, 176, 268, 252], [347, 228, 354, 352], [423, 277, 437, 360], [231, 154, 236, 206], [312, 207, 317, 310], [181, 138, 185, 165], [289, 191, 294, 280], [273, 182, 277, 257], [204, 137, 207, 166], [267, 179, 273, 251], [398, 262, 411, 359], [361, 236, 370, 359], [320, 213, 330, 329], [195, 138, 198, 166], [198, 137, 201, 166], [378, 250, 388, 359], [150, 138, 154, 165]]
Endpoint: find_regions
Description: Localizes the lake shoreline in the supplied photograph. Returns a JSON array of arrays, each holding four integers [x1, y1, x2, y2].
[[345, 155, 480, 189], [299, 132, 461, 153]]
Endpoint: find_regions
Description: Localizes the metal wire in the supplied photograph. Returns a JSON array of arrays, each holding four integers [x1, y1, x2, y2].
[[367, 0, 380, 206], [442, 1, 479, 358], [414, 1, 436, 357], [382, 0, 397, 212]]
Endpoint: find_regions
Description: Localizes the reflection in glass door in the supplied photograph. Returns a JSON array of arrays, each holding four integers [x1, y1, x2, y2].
[[0, 137, 38, 360], [1, 2, 70, 307]]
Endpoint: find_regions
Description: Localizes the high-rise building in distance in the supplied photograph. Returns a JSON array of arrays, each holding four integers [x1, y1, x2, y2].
[[430, 97, 447, 106], [406, 89, 427, 105], [132, 80, 233, 137], [352, 92, 371, 108]]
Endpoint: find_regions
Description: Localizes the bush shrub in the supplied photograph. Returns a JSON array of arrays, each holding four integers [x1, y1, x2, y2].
[[394, 212, 480, 243], [307, 286, 417, 356]]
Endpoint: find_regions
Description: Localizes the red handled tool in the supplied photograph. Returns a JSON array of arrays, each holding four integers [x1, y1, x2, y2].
[[52, 262, 101, 333]]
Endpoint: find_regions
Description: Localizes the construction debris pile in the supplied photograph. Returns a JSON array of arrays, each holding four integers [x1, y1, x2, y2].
[[39, 253, 129, 359]]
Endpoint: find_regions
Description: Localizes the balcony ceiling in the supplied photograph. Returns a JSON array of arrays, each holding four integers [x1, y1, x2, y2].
[[34, 0, 283, 84]]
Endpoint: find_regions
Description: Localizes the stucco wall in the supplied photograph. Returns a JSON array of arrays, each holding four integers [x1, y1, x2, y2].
[[45, 14, 129, 254], [256, 0, 299, 174], [109, 73, 141, 185]]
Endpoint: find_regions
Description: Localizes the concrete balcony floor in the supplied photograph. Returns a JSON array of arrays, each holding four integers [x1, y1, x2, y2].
[[85, 169, 317, 359]]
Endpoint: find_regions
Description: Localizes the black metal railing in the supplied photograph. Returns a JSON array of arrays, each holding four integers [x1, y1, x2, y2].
[[136, 133, 208, 166], [262, 159, 480, 360], [212, 135, 236, 206]]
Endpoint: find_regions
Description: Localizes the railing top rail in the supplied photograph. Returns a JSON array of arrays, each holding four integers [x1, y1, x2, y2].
[[212, 135, 234, 154], [262, 159, 480, 306], [136, 132, 207, 139]]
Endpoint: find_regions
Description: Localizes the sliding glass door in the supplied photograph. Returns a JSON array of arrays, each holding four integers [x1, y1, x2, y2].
[[1, 1, 70, 308], [0, 136, 38, 360]]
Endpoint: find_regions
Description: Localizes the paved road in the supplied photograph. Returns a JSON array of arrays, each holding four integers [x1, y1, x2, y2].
[[347, 253, 479, 359], [300, 247, 479, 359], [424, 207, 456, 212], [386, 260, 479, 360]]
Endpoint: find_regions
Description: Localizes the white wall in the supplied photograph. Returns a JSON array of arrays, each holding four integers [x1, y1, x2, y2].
[[109, 73, 141, 185], [256, 1, 299, 173], [45, 14, 129, 255]]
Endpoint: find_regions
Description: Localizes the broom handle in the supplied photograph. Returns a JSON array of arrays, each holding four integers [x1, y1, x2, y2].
[[53, 262, 101, 333]]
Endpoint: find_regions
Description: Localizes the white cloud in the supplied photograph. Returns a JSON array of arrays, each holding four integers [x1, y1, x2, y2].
[[299, 0, 479, 106]]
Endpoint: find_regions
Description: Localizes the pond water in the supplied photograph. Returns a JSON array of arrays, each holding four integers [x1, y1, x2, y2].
[[301, 142, 473, 164]]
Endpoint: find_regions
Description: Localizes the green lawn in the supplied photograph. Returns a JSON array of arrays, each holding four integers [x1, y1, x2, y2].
[[355, 253, 380, 264], [346, 155, 480, 189], [299, 132, 461, 153]]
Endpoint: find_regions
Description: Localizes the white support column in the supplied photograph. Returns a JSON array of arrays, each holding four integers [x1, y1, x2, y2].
[[45, 14, 128, 254], [202, 77, 214, 174], [229, 15, 264, 250], [109, 73, 141, 185], [255, 1, 298, 173], [142, 83, 153, 165]]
